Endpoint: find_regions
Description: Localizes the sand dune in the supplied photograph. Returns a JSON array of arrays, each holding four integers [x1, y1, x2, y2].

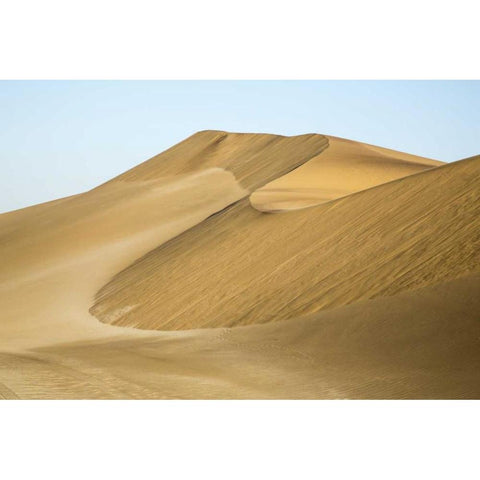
[[0, 130, 478, 399], [250, 135, 443, 212], [106, 130, 329, 190], [92, 154, 480, 330], [0, 168, 246, 351], [1, 274, 479, 399], [1, 131, 327, 349]]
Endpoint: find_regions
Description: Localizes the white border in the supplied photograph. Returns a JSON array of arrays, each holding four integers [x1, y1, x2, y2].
[[1, 0, 479, 79], [1, 400, 478, 479]]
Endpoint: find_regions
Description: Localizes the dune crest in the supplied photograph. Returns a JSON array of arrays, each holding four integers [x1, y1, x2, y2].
[[250, 135, 443, 212], [0, 167, 247, 351], [91, 155, 480, 331], [105, 130, 328, 191], [0, 131, 329, 350], [1, 130, 478, 399]]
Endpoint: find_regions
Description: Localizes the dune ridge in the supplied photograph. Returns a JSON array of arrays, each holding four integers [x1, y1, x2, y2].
[[250, 135, 443, 212], [0, 167, 248, 351], [91, 154, 480, 331], [1, 130, 478, 399], [104, 130, 329, 191], [0, 131, 332, 350]]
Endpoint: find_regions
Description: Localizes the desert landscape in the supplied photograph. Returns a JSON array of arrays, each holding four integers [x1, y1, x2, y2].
[[0, 130, 479, 399]]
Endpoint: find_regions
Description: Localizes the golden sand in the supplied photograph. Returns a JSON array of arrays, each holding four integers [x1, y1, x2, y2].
[[0, 131, 478, 399]]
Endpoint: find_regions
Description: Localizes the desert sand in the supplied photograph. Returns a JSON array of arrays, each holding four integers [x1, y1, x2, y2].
[[250, 135, 442, 211], [0, 131, 478, 399]]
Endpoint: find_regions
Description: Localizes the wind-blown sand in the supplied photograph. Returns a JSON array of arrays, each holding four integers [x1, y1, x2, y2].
[[92, 155, 479, 330], [0, 131, 478, 399], [0, 168, 247, 351]]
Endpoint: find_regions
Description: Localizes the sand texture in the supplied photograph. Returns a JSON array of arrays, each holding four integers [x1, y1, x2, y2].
[[0, 131, 478, 399], [250, 135, 442, 211], [92, 155, 479, 330]]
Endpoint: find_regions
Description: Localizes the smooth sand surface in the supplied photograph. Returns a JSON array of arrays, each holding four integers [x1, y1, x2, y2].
[[0, 168, 247, 351], [0, 131, 478, 399], [250, 135, 443, 212]]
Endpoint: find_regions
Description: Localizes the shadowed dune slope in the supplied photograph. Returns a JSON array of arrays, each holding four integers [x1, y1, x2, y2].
[[0, 131, 329, 286], [91, 155, 480, 330], [250, 135, 443, 212], [103, 130, 329, 191], [0, 131, 329, 350], [2, 273, 479, 399], [0, 130, 329, 268], [0, 131, 479, 400]]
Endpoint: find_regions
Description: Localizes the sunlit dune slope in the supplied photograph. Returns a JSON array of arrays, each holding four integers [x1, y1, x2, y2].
[[0, 169, 247, 350], [91, 155, 480, 330], [0, 130, 329, 282], [2, 273, 479, 399], [104, 130, 328, 190], [0, 131, 327, 350], [0, 130, 479, 400], [250, 135, 443, 212]]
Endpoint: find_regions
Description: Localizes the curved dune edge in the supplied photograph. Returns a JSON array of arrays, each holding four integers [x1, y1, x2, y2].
[[250, 135, 443, 212], [0, 131, 329, 352], [104, 130, 328, 192], [91, 154, 480, 331], [2, 273, 479, 399], [0, 130, 479, 399], [0, 167, 248, 352]]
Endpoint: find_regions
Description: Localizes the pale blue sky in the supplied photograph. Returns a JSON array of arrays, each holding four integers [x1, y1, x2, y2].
[[1, 80, 478, 213]]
